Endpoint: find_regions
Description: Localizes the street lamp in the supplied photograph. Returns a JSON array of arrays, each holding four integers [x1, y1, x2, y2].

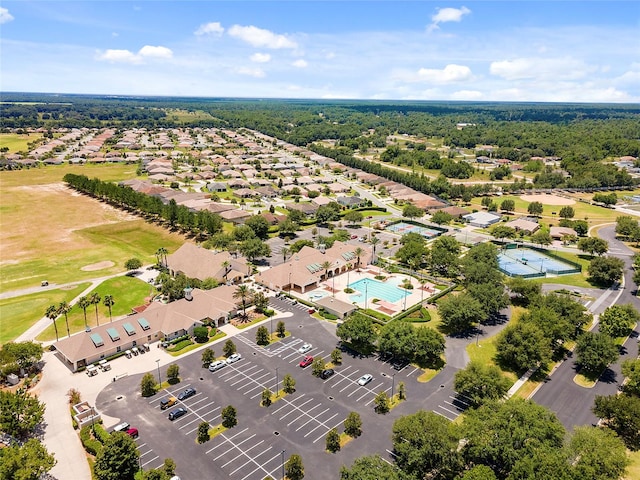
[[155, 359, 161, 386], [275, 367, 279, 397], [281, 449, 286, 480], [91, 406, 96, 435], [288, 265, 292, 296]]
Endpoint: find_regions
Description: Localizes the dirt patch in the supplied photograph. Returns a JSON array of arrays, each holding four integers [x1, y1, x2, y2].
[[520, 194, 575, 206], [81, 261, 115, 271]]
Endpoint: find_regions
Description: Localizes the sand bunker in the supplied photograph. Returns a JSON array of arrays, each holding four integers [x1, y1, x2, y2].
[[81, 261, 115, 271], [520, 194, 575, 206]]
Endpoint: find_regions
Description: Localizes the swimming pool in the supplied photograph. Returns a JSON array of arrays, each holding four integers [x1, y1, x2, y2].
[[348, 278, 409, 303]]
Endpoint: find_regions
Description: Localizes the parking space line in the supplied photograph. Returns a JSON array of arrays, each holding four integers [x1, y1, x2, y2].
[[205, 428, 248, 455], [228, 444, 270, 474], [240, 451, 283, 480], [212, 433, 256, 461], [141, 455, 159, 467], [215, 432, 273, 479], [237, 371, 271, 389], [223, 440, 264, 469], [295, 408, 330, 431], [312, 418, 343, 443], [287, 403, 323, 427], [277, 398, 313, 420], [304, 412, 337, 437], [186, 396, 211, 408], [272, 395, 307, 416]]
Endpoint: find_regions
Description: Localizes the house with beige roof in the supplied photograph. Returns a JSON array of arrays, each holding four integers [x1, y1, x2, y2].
[[254, 241, 372, 293], [54, 286, 240, 372], [166, 243, 250, 283]]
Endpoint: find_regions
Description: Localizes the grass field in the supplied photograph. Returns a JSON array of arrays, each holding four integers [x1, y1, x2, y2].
[[468, 195, 617, 227], [0, 283, 91, 343], [625, 449, 640, 480], [0, 132, 45, 153], [35, 276, 154, 342], [0, 164, 185, 292]]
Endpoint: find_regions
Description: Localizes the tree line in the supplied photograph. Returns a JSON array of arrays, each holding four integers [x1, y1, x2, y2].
[[63, 173, 224, 237]]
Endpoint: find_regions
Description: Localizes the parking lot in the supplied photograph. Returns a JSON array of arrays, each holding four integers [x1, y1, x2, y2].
[[95, 304, 442, 479]]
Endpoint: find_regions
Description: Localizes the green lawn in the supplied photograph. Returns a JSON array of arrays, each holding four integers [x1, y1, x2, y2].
[[469, 194, 617, 227], [35, 276, 154, 342], [625, 449, 640, 480], [1, 220, 184, 292], [0, 283, 91, 343], [1, 164, 185, 292], [0, 132, 45, 153]]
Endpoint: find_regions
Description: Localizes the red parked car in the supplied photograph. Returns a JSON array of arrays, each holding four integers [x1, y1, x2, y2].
[[299, 356, 314, 368]]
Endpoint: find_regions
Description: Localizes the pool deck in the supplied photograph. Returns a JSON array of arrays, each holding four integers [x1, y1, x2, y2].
[[302, 265, 430, 316]]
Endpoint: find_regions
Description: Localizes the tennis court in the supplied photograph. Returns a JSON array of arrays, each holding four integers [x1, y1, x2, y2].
[[386, 221, 443, 239], [498, 247, 579, 277]]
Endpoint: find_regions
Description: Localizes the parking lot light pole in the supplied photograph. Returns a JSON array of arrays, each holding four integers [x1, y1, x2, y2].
[[275, 367, 279, 397], [281, 450, 286, 480], [364, 279, 368, 311], [155, 359, 161, 386], [392, 373, 396, 398]]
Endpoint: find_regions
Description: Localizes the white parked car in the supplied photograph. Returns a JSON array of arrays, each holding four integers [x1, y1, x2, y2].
[[208, 360, 226, 372], [357, 374, 373, 386], [298, 343, 312, 354], [226, 353, 242, 364]]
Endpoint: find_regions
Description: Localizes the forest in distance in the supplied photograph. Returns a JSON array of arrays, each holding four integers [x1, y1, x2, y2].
[[2, 92, 639, 192]]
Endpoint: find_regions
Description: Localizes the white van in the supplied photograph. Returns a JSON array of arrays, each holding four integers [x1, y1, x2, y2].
[[86, 365, 99, 377], [98, 359, 111, 371], [112, 422, 130, 433]]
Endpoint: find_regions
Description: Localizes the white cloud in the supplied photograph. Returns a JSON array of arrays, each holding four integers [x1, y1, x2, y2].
[[0, 7, 14, 24], [490, 57, 593, 81], [138, 45, 173, 59], [96, 45, 173, 64], [195, 22, 224, 36], [416, 64, 473, 84], [429, 6, 470, 31], [236, 66, 265, 78], [228, 25, 297, 49], [450, 90, 483, 100], [292, 59, 308, 68], [250, 53, 271, 63]]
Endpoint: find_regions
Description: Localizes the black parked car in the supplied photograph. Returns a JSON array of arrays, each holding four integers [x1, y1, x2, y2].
[[177, 388, 196, 401], [320, 368, 335, 379], [168, 407, 187, 421], [392, 358, 409, 371]]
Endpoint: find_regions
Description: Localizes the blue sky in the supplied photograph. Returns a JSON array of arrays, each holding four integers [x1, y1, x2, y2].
[[1, 1, 638, 102]]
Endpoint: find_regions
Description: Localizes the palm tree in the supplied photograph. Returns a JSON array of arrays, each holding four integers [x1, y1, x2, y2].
[[58, 301, 72, 338], [281, 246, 290, 263], [321, 260, 332, 282], [156, 247, 168, 267], [233, 285, 250, 319], [103, 295, 115, 322], [370, 236, 380, 264], [90, 292, 101, 326], [419, 278, 427, 304], [221, 260, 231, 281], [354, 247, 365, 272], [77, 296, 91, 329], [45, 304, 59, 342]]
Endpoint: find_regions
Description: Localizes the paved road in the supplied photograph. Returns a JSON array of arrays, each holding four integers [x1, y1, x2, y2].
[[532, 225, 639, 431]]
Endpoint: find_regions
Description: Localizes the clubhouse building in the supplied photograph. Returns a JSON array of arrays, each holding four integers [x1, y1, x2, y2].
[[54, 285, 240, 372]]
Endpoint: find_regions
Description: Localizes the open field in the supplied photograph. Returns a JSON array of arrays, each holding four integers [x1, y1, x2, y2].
[[0, 132, 45, 153], [0, 283, 90, 343], [35, 276, 153, 342], [468, 194, 617, 226], [0, 165, 185, 292]]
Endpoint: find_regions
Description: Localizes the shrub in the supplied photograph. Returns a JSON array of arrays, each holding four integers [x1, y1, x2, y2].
[[344, 287, 355, 294], [167, 339, 194, 352], [93, 424, 110, 444]]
